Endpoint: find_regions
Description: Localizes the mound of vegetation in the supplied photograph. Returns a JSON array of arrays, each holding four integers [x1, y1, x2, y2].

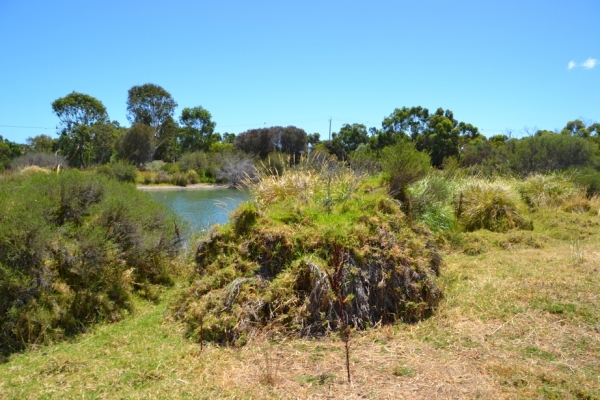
[[175, 161, 443, 345], [0, 171, 181, 356]]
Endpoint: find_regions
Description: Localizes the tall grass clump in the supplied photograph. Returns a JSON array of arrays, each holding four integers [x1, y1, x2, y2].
[[406, 173, 456, 232], [0, 170, 181, 357], [456, 178, 531, 232], [174, 160, 443, 345], [518, 173, 585, 210]]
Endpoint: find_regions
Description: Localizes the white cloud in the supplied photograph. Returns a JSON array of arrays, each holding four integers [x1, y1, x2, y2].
[[568, 60, 577, 69], [582, 58, 598, 69]]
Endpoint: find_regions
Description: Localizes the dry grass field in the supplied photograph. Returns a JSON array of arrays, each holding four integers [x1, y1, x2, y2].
[[1, 209, 599, 399]]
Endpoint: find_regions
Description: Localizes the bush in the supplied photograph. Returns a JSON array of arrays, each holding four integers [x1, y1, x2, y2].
[[380, 140, 431, 209], [456, 179, 531, 232], [518, 173, 583, 210], [171, 172, 188, 187], [143, 160, 165, 172], [96, 164, 115, 179], [154, 170, 171, 184], [179, 152, 209, 173], [110, 161, 138, 183], [186, 170, 199, 184], [0, 171, 180, 356], [11, 152, 67, 170], [161, 162, 180, 174]]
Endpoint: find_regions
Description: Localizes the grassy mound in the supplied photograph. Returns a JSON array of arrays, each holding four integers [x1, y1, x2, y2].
[[175, 165, 443, 345], [0, 171, 181, 356]]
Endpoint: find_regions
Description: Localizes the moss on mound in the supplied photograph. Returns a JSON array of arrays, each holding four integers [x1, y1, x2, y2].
[[175, 167, 443, 345]]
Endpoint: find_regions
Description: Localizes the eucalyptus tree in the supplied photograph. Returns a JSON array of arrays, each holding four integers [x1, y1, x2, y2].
[[52, 92, 108, 168], [178, 106, 217, 153], [126, 83, 178, 161]]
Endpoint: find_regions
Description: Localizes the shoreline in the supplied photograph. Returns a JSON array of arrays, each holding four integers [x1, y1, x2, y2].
[[137, 183, 232, 191]]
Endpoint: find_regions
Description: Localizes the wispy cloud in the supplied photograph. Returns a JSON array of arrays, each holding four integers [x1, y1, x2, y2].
[[582, 57, 598, 69], [568, 60, 577, 69]]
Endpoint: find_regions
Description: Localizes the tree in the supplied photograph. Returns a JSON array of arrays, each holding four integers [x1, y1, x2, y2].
[[278, 126, 308, 162], [334, 123, 369, 154], [221, 132, 236, 144], [52, 92, 108, 168], [126, 84, 178, 161], [91, 122, 121, 165], [117, 123, 155, 166], [416, 111, 459, 168], [178, 106, 217, 153], [561, 119, 590, 137], [26, 134, 55, 153], [0, 135, 23, 171], [382, 106, 430, 142]]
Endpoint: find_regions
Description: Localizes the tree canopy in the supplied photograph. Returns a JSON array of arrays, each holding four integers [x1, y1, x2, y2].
[[126, 83, 178, 161], [179, 106, 217, 153]]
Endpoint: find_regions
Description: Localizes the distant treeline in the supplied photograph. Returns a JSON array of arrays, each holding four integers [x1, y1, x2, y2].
[[2, 83, 599, 183]]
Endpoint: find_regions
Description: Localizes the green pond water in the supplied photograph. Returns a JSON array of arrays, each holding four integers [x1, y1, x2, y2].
[[145, 189, 248, 234]]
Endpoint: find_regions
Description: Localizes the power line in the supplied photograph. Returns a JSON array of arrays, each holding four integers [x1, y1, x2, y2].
[[0, 124, 51, 129]]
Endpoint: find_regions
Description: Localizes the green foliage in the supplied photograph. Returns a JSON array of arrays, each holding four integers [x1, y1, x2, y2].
[[178, 151, 209, 173], [52, 92, 109, 168], [380, 140, 431, 208], [175, 166, 443, 345], [509, 134, 597, 175], [109, 161, 138, 183], [518, 173, 583, 210], [179, 106, 217, 153], [117, 123, 155, 166], [143, 160, 166, 172], [0, 171, 180, 355], [406, 174, 455, 231]]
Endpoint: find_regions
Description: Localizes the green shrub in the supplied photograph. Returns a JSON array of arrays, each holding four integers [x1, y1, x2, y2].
[[380, 140, 430, 209], [161, 162, 180, 174], [154, 170, 171, 184], [518, 173, 583, 210], [0, 171, 180, 356], [179, 151, 209, 173], [96, 164, 115, 179], [171, 172, 188, 187], [186, 170, 199, 184], [143, 160, 166, 172], [109, 161, 137, 183], [570, 167, 600, 197]]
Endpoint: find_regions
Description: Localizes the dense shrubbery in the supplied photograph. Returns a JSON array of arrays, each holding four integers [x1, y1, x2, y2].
[[0, 171, 180, 356]]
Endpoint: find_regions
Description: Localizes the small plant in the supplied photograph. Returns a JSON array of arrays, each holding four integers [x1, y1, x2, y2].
[[571, 236, 584, 265], [326, 242, 352, 384]]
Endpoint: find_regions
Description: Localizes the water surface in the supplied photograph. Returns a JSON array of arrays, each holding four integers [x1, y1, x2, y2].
[[146, 189, 248, 234]]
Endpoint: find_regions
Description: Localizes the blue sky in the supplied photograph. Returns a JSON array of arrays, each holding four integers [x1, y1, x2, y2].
[[0, 0, 598, 144]]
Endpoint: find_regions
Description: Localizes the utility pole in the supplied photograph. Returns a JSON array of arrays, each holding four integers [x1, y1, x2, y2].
[[329, 117, 332, 141]]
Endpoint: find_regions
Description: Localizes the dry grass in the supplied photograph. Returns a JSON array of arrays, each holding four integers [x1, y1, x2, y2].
[[2, 214, 600, 399]]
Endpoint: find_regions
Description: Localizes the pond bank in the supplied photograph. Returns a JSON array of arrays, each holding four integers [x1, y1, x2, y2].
[[137, 183, 231, 191]]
